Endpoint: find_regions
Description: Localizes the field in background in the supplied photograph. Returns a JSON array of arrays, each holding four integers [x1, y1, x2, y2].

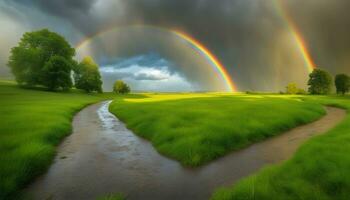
[[211, 95, 350, 200], [109, 93, 325, 166], [0, 81, 116, 199]]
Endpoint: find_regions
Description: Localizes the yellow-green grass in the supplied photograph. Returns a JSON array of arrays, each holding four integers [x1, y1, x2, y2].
[[109, 93, 325, 166], [211, 95, 350, 200], [0, 81, 115, 199]]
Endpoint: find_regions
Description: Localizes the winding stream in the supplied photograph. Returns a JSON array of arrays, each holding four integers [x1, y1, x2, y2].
[[25, 101, 346, 200]]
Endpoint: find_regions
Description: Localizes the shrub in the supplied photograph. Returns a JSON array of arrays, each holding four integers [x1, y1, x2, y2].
[[113, 80, 130, 94]]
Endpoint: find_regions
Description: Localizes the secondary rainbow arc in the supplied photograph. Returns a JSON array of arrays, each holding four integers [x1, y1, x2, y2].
[[272, 0, 316, 73], [75, 25, 237, 92]]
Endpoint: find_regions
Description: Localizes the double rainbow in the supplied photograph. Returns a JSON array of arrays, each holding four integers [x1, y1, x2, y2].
[[76, 2, 316, 92], [75, 25, 237, 92]]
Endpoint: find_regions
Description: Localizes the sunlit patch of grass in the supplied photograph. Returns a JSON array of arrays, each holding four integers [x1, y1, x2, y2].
[[211, 95, 350, 200], [0, 81, 114, 199], [109, 93, 325, 166]]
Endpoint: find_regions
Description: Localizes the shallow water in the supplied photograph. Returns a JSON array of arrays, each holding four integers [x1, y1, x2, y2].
[[25, 101, 346, 200]]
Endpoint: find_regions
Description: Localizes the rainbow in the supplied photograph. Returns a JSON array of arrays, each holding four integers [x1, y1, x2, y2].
[[75, 25, 237, 92], [272, 0, 316, 73]]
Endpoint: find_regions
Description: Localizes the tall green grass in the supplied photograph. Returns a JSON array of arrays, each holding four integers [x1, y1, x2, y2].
[[109, 94, 325, 166], [211, 95, 350, 200], [0, 82, 112, 199]]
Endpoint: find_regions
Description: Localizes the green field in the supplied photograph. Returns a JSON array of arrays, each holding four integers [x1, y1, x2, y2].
[[0, 82, 114, 199], [211, 95, 350, 200], [109, 93, 325, 166], [1, 80, 349, 200]]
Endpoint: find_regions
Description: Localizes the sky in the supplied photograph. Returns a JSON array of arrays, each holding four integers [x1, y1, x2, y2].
[[1, 0, 349, 92]]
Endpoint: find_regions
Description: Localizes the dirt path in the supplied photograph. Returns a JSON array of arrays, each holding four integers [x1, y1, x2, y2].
[[25, 101, 346, 200]]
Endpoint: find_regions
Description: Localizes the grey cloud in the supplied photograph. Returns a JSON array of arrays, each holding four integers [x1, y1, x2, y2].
[[133, 72, 169, 81], [2, 0, 350, 91]]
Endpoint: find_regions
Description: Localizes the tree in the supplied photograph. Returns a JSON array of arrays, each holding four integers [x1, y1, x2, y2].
[[286, 83, 298, 94], [42, 56, 72, 91], [7, 29, 75, 88], [335, 74, 350, 95], [308, 69, 333, 95], [75, 57, 103, 93], [113, 80, 130, 94]]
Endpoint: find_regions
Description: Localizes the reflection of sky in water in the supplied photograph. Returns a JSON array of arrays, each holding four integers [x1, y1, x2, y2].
[[97, 101, 116, 129]]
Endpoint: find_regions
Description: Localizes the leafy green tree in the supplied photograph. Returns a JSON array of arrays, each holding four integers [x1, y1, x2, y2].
[[7, 29, 75, 87], [75, 57, 103, 93], [308, 69, 333, 94], [42, 56, 72, 91], [113, 80, 130, 94], [335, 74, 350, 95], [286, 83, 298, 94]]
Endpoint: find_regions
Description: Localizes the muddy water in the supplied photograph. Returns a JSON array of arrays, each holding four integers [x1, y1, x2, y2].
[[25, 101, 346, 200]]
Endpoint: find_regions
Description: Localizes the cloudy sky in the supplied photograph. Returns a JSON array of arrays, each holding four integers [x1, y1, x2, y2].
[[1, 0, 349, 91]]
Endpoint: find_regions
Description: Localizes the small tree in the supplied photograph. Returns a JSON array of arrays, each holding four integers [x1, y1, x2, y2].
[[335, 74, 350, 95], [286, 83, 298, 94], [308, 69, 332, 95], [75, 57, 103, 93], [113, 80, 130, 94], [42, 56, 72, 91]]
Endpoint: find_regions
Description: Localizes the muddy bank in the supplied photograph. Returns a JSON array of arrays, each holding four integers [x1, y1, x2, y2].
[[25, 101, 346, 200]]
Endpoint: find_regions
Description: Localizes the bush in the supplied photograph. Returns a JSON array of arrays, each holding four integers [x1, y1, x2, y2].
[[113, 80, 130, 94], [285, 83, 307, 95], [286, 83, 298, 94]]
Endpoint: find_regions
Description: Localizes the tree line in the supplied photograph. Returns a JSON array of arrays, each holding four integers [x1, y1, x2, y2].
[[286, 69, 350, 95], [7, 29, 131, 94]]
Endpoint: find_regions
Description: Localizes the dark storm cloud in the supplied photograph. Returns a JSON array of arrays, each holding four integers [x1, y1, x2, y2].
[[8, 0, 96, 19], [2, 0, 350, 91]]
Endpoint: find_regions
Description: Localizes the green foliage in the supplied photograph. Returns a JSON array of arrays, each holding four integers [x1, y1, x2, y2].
[[109, 94, 325, 166], [75, 57, 103, 93], [308, 69, 333, 94], [285, 83, 298, 94], [42, 56, 72, 91], [7, 29, 75, 88], [211, 95, 350, 200], [0, 81, 114, 199], [297, 88, 307, 94], [113, 80, 130, 94], [335, 74, 350, 95]]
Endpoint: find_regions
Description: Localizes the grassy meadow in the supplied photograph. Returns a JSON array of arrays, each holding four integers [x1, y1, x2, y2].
[[2, 80, 349, 200], [0, 81, 115, 199], [109, 93, 325, 166], [211, 95, 350, 200]]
